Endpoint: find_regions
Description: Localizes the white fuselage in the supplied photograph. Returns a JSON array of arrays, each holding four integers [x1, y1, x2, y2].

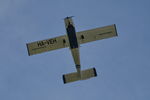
[[64, 17, 81, 73]]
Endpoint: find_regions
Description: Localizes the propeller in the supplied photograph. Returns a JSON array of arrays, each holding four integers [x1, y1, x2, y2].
[[64, 16, 74, 19]]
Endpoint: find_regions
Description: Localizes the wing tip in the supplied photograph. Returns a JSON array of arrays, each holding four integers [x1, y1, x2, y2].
[[93, 68, 97, 77], [26, 44, 31, 56], [62, 75, 66, 84], [113, 24, 118, 36]]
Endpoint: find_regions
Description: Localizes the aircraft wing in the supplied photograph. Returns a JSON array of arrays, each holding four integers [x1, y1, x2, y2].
[[77, 24, 117, 45], [26, 35, 69, 56]]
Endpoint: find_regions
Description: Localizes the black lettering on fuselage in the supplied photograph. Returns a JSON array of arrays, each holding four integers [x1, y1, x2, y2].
[[37, 38, 57, 47]]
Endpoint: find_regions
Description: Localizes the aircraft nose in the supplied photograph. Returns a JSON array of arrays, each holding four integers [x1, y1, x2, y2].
[[64, 16, 74, 20]]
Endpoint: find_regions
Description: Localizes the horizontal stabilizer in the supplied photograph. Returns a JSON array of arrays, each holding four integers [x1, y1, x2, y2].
[[63, 72, 80, 84], [63, 68, 97, 84], [81, 68, 97, 80]]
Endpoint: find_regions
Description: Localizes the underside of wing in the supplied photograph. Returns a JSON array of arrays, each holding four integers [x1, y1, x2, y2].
[[77, 24, 118, 45], [26, 35, 69, 56]]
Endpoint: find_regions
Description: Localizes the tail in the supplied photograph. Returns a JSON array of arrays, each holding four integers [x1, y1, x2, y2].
[[63, 68, 97, 84]]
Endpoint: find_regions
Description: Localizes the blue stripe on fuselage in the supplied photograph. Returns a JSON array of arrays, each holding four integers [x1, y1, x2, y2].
[[66, 24, 78, 49]]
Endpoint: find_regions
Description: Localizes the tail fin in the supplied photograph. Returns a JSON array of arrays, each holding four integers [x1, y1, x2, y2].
[[63, 68, 97, 84]]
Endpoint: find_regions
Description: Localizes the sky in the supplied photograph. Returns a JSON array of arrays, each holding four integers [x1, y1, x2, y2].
[[0, 0, 150, 100]]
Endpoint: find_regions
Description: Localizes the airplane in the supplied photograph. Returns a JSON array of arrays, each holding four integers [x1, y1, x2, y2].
[[26, 16, 118, 84]]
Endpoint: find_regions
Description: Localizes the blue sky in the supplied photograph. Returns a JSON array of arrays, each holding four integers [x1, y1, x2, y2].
[[0, 0, 150, 100]]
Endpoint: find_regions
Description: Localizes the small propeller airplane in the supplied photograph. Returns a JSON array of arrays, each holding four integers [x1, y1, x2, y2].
[[26, 16, 118, 84]]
